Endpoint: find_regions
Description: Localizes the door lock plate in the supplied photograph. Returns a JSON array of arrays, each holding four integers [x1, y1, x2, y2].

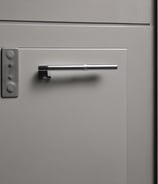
[[1, 49, 18, 98]]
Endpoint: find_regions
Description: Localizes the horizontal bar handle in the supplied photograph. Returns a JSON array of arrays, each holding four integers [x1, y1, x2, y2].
[[39, 64, 118, 71], [38, 64, 118, 79]]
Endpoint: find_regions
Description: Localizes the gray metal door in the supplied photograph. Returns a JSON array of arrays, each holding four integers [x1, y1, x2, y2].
[[0, 24, 153, 184]]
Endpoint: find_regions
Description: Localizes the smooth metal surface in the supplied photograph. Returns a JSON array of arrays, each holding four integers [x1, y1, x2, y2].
[[0, 25, 153, 184], [39, 64, 118, 70], [0, 0, 152, 24], [1, 49, 18, 98], [1, 48, 127, 184], [38, 64, 118, 79]]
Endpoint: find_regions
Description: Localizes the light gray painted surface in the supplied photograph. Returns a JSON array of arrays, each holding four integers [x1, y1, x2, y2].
[[0, 0, 152, 24], [0, 23, 153, 184], [0, 49, 127, 184]]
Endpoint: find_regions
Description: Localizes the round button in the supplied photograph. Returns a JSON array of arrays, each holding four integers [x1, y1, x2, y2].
[[7, 82, 16, 93], [6, 50, 15, 59]]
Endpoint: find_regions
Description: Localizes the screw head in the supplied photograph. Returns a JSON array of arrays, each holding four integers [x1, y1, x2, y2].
[[8, 63, 13, 68], [6, 50, 15, 59], [8, 75, 13, 80]]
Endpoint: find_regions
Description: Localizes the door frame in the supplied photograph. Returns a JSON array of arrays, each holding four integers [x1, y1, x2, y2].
[[156, 0, 157, 183]]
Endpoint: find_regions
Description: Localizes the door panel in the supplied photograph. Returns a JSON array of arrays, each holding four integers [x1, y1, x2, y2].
[[0, 0, 152, 24], [0, 49, 127, 184], [0, 24, 153, 184]]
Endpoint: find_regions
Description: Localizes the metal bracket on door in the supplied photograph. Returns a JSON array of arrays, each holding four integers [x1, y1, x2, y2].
[[1, 49, 18, 98]]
